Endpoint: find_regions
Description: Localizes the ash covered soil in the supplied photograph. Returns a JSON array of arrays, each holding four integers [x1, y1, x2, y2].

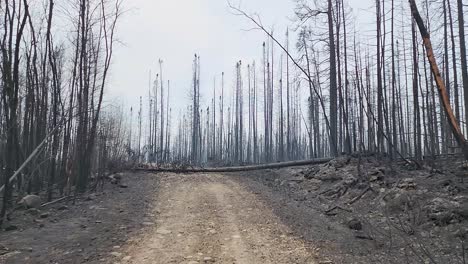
[[228, 156, 468, 263], [0, 157, 466, 264], [0, 173, 159, 264]]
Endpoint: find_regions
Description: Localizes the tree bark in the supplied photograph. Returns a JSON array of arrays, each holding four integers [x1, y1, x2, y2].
[[457, 0, 468, 136], [328, 0, 338, 156], [138, 158, 332, 173], [409, 0, 468, 159]]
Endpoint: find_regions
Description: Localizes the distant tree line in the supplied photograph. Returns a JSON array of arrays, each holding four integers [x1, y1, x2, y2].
[[138, 0, 468, 165]]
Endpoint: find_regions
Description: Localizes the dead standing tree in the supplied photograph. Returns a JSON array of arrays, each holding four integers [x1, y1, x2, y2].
[[408, 0, 468, 160], [75, 0, 122, 192], [457, 0, 468, 137], [191, 55, 201, 164], [0, 0, 30, 221], [228, 1, 337, 159], [0, 0, 128, 225]]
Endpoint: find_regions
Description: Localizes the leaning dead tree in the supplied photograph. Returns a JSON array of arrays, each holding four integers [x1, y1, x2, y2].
[[408, 0, 468, 159]]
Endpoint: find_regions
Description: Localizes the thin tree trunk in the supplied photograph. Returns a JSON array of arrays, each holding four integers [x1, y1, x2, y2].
[[409, 0, 468, 159], [456, 0, 468, 136]]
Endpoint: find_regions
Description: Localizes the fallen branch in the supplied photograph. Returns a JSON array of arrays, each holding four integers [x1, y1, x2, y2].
[[41, 196, 69, 208], [325, 205, 352, 214], [134, 158, 332, 173], [348, 186, 372, 205]]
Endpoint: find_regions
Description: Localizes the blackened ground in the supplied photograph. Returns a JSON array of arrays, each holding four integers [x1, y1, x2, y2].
[[0, 172, 159, 264], [227, 157, 468, 263], [0, 157, 466, 264]]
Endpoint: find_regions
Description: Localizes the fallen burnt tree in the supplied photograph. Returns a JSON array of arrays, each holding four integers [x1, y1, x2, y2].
[[134, 158, 333, 173]]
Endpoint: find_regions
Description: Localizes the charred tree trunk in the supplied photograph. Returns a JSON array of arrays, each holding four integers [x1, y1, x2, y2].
[[409, 0, 468, 159]]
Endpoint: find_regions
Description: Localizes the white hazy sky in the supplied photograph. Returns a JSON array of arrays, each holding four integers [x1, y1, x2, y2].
[[107, 0, 374, 117]]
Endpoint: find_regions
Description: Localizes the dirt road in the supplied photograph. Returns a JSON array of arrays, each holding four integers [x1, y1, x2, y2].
[[3, 161, 465, 264], [123, 173, 318, 264]]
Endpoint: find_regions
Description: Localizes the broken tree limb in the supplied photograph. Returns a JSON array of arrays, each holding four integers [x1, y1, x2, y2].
[[134, 158, 333, 173], [0, 120, 65, 194], [325, 205, 352, 214], [409, 0, 468, 160], [348, 186, 372, 205], [41, 196, 69, 208]]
